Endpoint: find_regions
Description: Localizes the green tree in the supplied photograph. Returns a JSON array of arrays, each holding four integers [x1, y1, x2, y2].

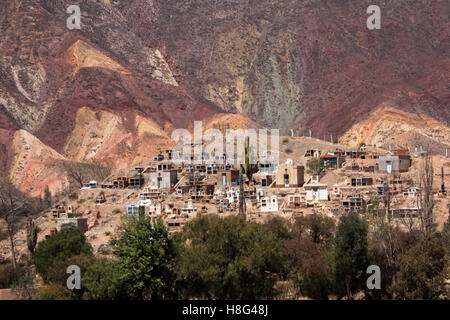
[[368, 223, 421, 299], [111, 216, 177, 300], [305, 214, 335, 245], [286, 214, 335, 299], [33, 225, 92, 283], [334, 212, 370, 299], [177, 215, 285, 299], [265, 217, 290, 242], [391, 235, 447, 299], [83, 259, 125, 300], [45, 254, 96, 299], [306, 158, 324, 175]]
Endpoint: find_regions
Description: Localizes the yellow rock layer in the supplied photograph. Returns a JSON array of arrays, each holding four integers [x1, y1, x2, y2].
[[65, 40, 131, 76], [199, 113, 263, 132], [340, 106, 450, 148], [64, 107, 174, 169], [10, 129, 68, 197]]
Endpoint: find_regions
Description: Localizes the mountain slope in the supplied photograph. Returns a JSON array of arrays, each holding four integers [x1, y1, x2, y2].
[[0, 0, 448, 195], [0, 0, 220, 192], [144, 0, 449, 136], [340, 107, 450, 154]]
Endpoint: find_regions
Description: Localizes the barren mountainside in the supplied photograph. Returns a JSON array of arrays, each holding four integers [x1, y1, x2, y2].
[[0, 0, 449, 195], [148, 0, 449, 134]]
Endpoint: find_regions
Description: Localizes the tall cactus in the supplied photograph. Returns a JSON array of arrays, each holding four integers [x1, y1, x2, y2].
[[241, 136, 258, 183], [26, 218, 38, 254]]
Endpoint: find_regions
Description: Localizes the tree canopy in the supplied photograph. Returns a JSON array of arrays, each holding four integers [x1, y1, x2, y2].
[[176, 215, 285, 299], [111, 216, 177, 300], [334, 212, 370, 299], [391, 235, 447, 299], [33, 225, 92, 283]]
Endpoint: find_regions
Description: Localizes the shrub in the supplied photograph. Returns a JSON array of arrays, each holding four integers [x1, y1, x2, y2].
[[306, 158, 324, 175], [286, 215, 336, 299], [83, 259, 125, 300], [391, 235, 447, 299], [334, 212, 369, 299], [10, 266, 36, 300], [68, 193, 78, 200], [111, 216, 177, 300], [33, 225, 93, 283], [0, 263, 25, 289], [97, 244, 112, 255], [177, 216, 285, 299], [34, 284, 72, 300]]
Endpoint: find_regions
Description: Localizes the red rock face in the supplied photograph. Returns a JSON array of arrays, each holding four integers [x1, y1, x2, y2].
[[0, 0, 219, 174], [0, 110, 18, 173], [34, 66, 218, 154], [147, 0, 449, 136]]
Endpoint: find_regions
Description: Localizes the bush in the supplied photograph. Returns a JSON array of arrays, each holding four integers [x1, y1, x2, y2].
[[111, 216, 177, 300], [0, 230, 7, 242], [83, 259, 125, 300], [306, 158, 324, 175], [68, 193, 78, 200], [33, 225, 93, 283], [286, 215, 336, 299], [334, 212, 369, 299], [97, 244, 112, 255], [391, 235, 447, 299], [68, 212, 83, 218], [0, 263, 25, 289], [10, 266, 36, 300], [34, 284, 72, 300], [112, 209, 121, 214], [177, 216, 285, 299], [45, 254, 95, 286]]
